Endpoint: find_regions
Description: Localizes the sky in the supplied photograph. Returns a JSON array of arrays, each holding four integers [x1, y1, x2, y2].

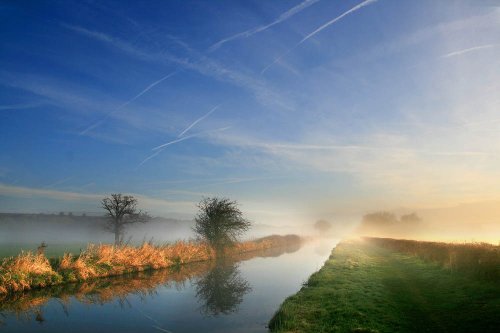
[[0, 0, 499, 225]]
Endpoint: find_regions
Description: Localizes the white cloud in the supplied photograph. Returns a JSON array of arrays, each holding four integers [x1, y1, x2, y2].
[[0, 183, 195, 215]]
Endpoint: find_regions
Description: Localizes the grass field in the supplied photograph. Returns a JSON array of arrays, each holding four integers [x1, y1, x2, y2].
[[269, 239, 500, 333], [0, 243, 88, 258]]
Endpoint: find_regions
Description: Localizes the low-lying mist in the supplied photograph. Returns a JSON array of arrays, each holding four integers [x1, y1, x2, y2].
[[2, 198, 499, 256], [352, 201, 500, 244], [0, 212, 325, 253]]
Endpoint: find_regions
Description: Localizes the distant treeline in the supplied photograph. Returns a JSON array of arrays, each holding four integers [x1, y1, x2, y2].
[[356, 212, 422, 238], [365, 237, 499, 280], [0, 212, 105, 222]]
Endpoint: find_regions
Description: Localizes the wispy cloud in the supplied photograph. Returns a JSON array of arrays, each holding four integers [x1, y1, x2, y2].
[[203, 126, 500, 206], [0, 102, 44, 111], [259, 143, 487, 156], [0, 183, 195, 212], [178, 104, 220, 137], [65, 24, 294, 111], [144, 176, 277, 186], [80, 70, 179, 135], [0, 183, 103, 201], [0, 71, 109, 114], [44, 177, 73, 189], [441, 44, 497, 58], [262, 0, 378, 73], [0, 167, 9, 178], [201, 176, 280, 187], [62, 24, 153, 61], [235, 140, 489, 157], [208, 0, 321, 51]]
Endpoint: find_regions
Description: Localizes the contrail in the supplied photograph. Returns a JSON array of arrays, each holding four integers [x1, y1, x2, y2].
[[152, 135, 195, 151], [299, 0, 377, 44], [262, 0, 378, 74], [441, 44, 496, 58], [80, 119, 105, 135], [153, 126, 231, 150], [80, 70, 179, 135], [209, 0, 321, 52], [118, 70, 179, 109], [138, 126, 231, 167], [137, 150, 162, 168], [178, 104, 221, 138]]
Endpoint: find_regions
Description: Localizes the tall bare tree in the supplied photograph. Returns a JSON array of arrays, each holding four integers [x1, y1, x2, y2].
[[101, 194, 150, 245]]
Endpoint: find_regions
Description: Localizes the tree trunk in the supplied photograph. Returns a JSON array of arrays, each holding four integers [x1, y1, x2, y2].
[[114, 223, 120, 245]]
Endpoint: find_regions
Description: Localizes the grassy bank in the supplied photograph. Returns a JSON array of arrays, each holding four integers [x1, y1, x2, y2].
[[366, 237, 499, 280], [0, 241, 303, 320], [0, 234, 301, 295], [269, 239, 500, 333]]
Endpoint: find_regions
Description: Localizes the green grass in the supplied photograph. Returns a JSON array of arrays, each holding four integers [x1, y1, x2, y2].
[[269, 240, 500, 333], [366, 237, 499, 280], [0, 243, 87, 258]]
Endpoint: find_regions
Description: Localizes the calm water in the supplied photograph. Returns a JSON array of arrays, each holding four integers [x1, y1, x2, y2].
[[0, 239, 338, 333]]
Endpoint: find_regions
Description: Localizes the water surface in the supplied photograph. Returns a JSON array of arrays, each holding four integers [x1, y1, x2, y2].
[[0, 238, 338, 333]]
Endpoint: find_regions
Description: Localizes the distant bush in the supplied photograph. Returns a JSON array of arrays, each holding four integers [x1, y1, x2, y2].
[[366, 237, 500, 280], [314, 219, 332, 233]]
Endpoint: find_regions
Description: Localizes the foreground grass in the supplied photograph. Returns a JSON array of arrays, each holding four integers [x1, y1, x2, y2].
[[367, 237, 499, 280], [269, 239, 500, 333], [0, 234, 301, 294]]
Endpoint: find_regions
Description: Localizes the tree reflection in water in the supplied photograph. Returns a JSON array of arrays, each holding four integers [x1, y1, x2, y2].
[[195, 257, 251, 316], [0, 238, 302, 323]]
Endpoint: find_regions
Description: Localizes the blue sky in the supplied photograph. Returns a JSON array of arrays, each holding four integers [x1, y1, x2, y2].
[[0, 0, 499, 224]]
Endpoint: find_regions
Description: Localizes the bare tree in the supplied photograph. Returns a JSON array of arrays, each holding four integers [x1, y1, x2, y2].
[[101, 194, 151, 245], [193, 197, 251, 256]]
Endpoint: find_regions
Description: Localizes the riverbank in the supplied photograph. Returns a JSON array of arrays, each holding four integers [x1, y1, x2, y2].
[[0, 234, 301, 295], [269, 238, 500, 332], [0, 239, 304, 317]]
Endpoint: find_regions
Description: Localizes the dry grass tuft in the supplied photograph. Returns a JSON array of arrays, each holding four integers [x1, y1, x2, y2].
[[0, 252, 61, 293], [0, 234, 302, 295]]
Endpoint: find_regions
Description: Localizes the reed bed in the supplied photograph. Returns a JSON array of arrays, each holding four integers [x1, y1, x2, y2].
[[365, 237, 500, 280], [0, 239, 302, 318], [0, 235, 301, 295]]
